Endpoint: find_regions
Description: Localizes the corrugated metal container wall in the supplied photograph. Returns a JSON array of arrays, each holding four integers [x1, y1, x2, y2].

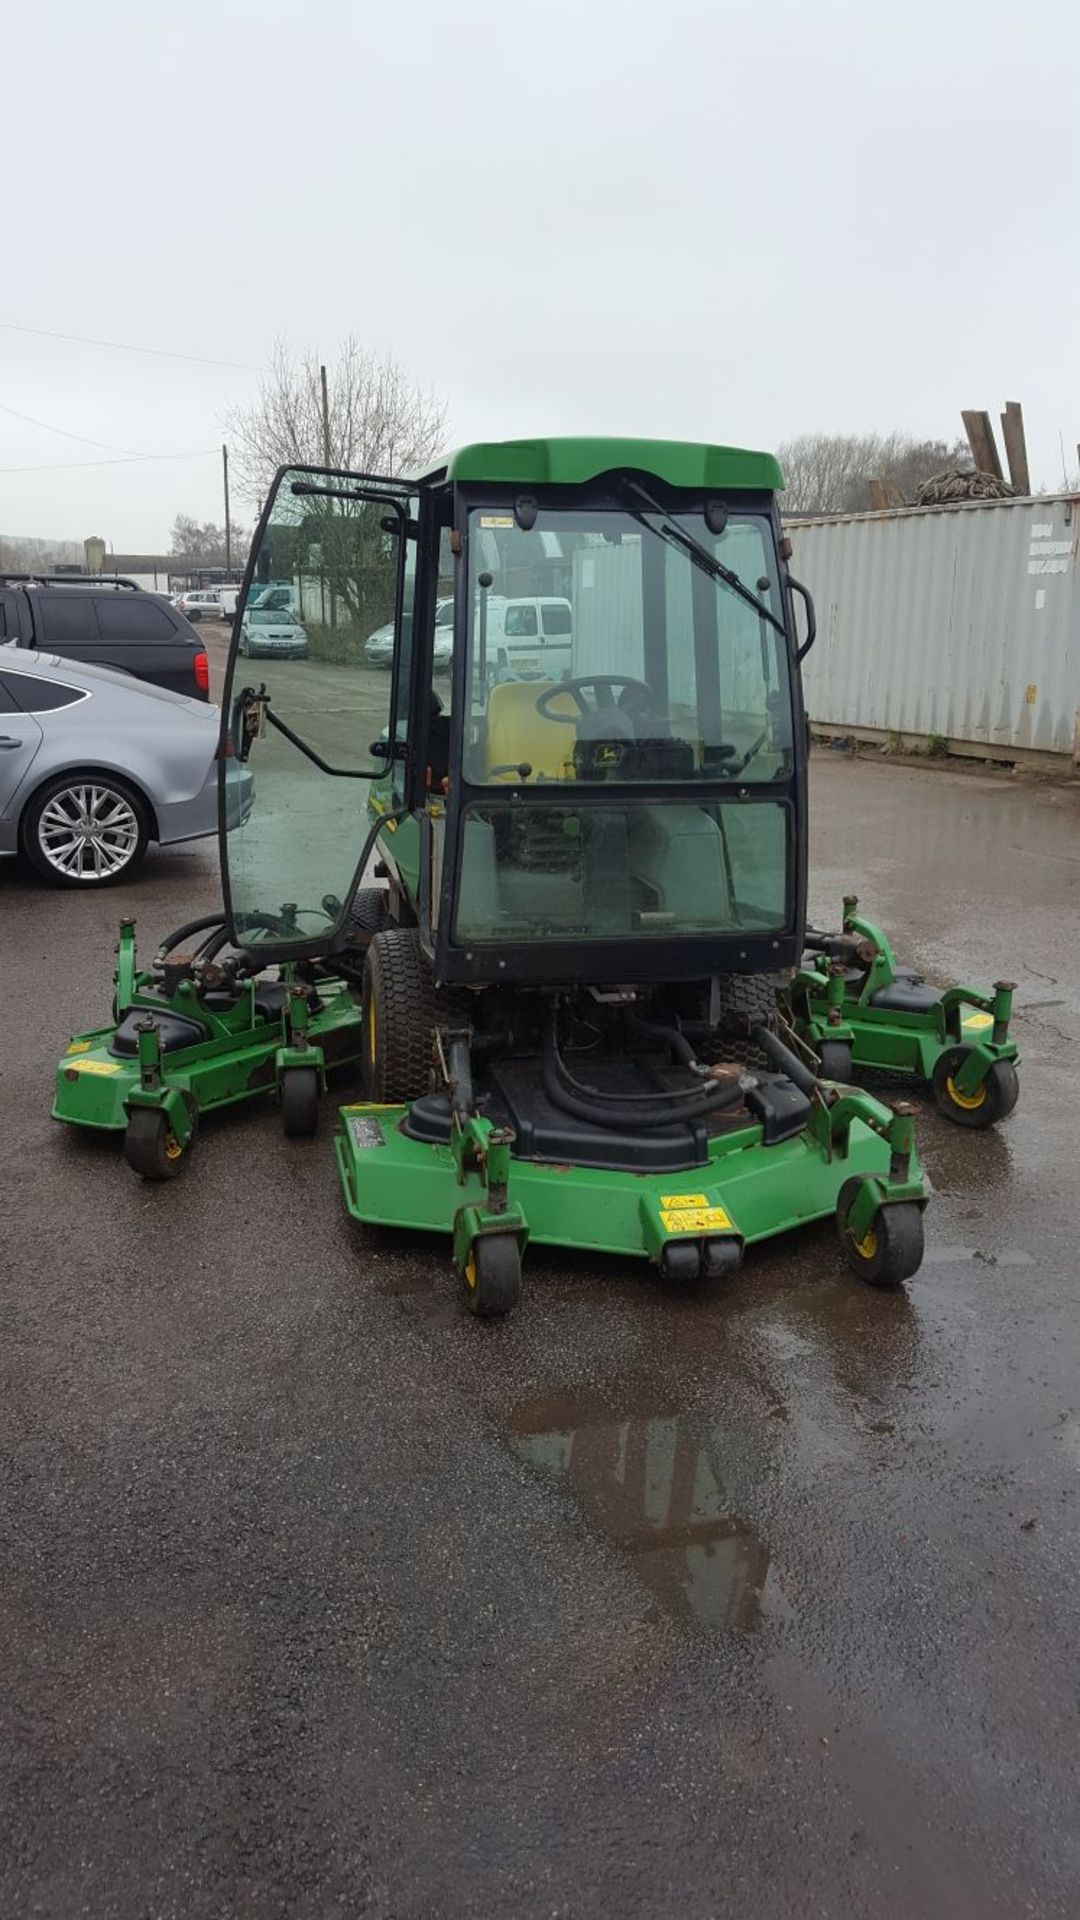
[[789, 495, 1080, 757]]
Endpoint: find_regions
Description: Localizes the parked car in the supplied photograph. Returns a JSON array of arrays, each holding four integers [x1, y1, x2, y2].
[[238, 605, 308, 660], [364, 598, 454, 668], [0, 577, 210, 701], [0, 650, 251, 888], [175, 589, 225, 623]]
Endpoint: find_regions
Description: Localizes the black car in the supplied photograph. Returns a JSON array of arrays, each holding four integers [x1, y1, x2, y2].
[[0, 576, 210, 701]]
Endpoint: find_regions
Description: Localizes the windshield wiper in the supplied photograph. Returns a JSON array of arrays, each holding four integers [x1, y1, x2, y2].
[[621, 476, 786, 640]]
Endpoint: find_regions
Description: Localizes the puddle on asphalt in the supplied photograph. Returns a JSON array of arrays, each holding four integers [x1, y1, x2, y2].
[[505, 1384, 789, 1631]]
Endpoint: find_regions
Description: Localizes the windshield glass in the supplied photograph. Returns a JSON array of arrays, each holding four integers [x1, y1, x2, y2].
[[462, 506, 790, 786]]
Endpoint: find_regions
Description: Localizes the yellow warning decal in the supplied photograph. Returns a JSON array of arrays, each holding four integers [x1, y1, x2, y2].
[[479, 514, 514, 528], [660, 1206, 734, 1235], [69, 1059, 122, 1076], [660, 1193, 710, 1209], [65, 1039, 94, 1055]]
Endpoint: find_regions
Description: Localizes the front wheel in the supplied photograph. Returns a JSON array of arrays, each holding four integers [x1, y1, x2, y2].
[[836, 1178, 924, 1288], [931, 1047, 1019, 1128], [462, 1234, 522, 1317]]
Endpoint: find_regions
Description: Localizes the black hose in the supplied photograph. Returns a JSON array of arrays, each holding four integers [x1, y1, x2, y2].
[[542, 1008, 746, 1130], [624, 1010, 698, 1068], [154, 913, 227, 959], [751, 1023, 821, 1097]]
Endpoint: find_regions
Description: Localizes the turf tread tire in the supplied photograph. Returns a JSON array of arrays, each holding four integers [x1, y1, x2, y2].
[[363, 927, 441, 1102]]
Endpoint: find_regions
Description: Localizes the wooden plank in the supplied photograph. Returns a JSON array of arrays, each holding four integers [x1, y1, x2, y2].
[[961, 409, 1004, 479], [1000, 401, 1031, 493]]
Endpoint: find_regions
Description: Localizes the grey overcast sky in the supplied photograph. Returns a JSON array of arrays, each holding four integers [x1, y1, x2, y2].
[[2, 0, 1076, 549]]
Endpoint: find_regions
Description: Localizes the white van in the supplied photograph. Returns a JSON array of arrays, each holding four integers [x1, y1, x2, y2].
[[485, 596, 573, 683]]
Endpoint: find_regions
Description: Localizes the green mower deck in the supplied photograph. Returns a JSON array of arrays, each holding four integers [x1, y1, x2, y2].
[[792, 895, 1020, 1128], [335, 1077, 926, 1309], [53, 919, 364, 1175]]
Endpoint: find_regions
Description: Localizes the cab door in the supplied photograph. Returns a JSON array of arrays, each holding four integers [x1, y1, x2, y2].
[[219, 464, 414, 961]]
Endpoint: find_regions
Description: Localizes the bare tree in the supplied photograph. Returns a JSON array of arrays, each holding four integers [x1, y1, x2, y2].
[[225, 338, 448, 503], [0, 533, 81, 571], [778, 431, 973, 515], [169, 513, 249, 568]]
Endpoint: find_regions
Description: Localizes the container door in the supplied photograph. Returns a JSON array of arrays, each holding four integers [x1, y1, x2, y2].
[[219, 464, 413, 960]]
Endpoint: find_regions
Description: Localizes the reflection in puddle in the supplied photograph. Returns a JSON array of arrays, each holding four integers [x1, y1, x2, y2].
[[507, 1388, 787, 1631]]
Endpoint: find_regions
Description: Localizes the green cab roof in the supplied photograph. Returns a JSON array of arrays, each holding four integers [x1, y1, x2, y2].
[[430, 437, 783, 493]]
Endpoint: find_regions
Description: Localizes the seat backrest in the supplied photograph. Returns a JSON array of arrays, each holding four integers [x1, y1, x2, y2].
[[485, 679, 577, 781]]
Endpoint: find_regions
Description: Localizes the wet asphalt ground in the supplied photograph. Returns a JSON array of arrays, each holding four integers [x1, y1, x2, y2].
[[3, 666, 1080, 1915]]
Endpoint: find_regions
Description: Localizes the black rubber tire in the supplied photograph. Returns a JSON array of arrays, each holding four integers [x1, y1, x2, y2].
[[931, 1047, 1019, 1129], [123, 1095, 198, 1180], [349, 887, 389, 938], [712, 972, 780, 1029], [463, 1234, 522, 1317], [836, 1176, 924, 1288], [281, 1063, 320, 1138], [362, 927, 439, 1102], [816, 1038, 854, 1082], [21, 772, 150, 888], [696, 972, 780, 1068]]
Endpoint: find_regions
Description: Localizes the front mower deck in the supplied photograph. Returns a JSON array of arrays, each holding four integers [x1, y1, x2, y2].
[[336, 1055, 925, 1305]]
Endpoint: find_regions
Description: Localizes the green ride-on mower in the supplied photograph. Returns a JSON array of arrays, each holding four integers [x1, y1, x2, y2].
[[52, 436, 930, 1313], [222, 437, 928, 1311], [790, 896, 1020, 1128]]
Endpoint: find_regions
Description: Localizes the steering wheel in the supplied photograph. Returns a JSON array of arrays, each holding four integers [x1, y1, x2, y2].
[[535, 675, 655, 723]]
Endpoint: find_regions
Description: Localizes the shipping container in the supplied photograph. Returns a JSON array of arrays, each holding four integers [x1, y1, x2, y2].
[[787, 494, 1080, 762]]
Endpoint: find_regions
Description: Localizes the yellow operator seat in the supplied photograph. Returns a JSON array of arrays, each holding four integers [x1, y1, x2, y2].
[[484, 679, 578, 782]]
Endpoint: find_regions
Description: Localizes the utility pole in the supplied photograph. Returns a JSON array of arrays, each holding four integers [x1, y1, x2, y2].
[[320, 364, 332, 467], [222, 443, 232, 574]]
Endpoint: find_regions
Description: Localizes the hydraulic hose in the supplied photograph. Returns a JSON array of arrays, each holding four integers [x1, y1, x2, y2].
[[624, 1009, 699, 1069], [154, 914, 228, 960], [542, 1007, 747, 1131], [751, 1023, 821, 1097]]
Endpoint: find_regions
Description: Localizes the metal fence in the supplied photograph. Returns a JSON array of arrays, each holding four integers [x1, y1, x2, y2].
[[787, 495, 1080, 760]]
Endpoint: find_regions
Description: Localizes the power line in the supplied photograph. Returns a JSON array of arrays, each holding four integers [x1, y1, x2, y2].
[[0, 449, 218, 475], [0, 398, 144, 456], [0, 320, 263, 374]]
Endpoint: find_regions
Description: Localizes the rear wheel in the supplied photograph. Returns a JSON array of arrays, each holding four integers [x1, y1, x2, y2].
[[362, 927, 439, 1102], [22, 774, 150, 887], [836, 1177, 923, 1287], [932, 1047, 1019, 1128], [462, 1234, 522, 1317]]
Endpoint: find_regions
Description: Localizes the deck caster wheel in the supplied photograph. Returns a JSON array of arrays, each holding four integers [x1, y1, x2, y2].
[[462, 1234, 522, 1318], [931, 1047, 1018, 1128], [836, 1178, 923, 1288], [659, 1241, 702, 1282], [815, 1038, 853, 1082], [123, 1096, 198, 1181], [701, 1237, 742, 1282], [281, 1064, 320, 1138]]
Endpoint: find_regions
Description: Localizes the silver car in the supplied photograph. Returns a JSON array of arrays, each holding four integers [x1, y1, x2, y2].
[[364, 598, 454, 668], [0, 649, 252, 888]]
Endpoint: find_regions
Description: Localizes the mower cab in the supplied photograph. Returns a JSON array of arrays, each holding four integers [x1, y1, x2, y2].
[[213, 438, 927, 1312]]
